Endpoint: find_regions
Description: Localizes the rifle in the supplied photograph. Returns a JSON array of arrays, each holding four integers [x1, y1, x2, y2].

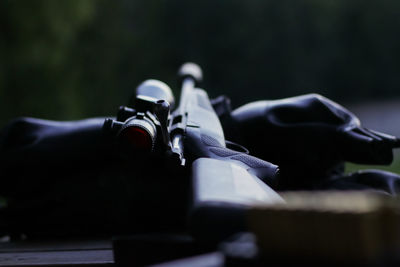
[[103, 63, 284, 242]]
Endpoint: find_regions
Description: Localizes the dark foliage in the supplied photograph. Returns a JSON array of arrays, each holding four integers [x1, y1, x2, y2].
[[1, 0, 400, 126]]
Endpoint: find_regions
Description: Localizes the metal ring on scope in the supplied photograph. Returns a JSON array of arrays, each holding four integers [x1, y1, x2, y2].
[[117, 117, 157, 152]]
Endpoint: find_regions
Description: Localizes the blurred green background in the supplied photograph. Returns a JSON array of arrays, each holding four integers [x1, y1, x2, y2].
[[1, 0, 400, 171]]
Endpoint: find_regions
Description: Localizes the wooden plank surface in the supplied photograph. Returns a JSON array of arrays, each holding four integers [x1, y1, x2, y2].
[[0, 239, 114, 267], [0, 239, 112, 253]]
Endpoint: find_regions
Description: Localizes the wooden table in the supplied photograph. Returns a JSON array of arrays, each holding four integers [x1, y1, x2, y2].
[[0, 239, 114, 266]]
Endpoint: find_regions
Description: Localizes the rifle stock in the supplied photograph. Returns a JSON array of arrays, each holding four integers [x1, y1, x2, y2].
[[190, 158, 284, 242]]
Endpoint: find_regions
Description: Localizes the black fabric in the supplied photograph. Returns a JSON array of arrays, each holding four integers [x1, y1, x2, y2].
[[221, 93, 400, 192], [317, 169, 400, 196], [0, 117, 188, 237]]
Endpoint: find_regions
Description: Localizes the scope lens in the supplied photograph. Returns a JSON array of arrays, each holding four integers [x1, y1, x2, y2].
[[119, 126, 153, 152]]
